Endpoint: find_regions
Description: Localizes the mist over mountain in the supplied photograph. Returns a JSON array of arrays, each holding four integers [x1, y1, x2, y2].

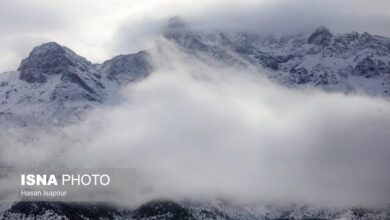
[[1, 18, 390, 126], [1, 17, 390, 219]]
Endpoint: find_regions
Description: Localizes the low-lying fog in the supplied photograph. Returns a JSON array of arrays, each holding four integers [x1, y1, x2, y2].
[[1, 39, 390, 208]]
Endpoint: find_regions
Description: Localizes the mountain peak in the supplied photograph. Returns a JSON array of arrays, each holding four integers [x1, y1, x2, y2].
[[29, 42, 64, 55], [18, 42, 91, 83], [308, 26, 333, 46], [167, 16, 188, 29], [101, 51, 152, 84]]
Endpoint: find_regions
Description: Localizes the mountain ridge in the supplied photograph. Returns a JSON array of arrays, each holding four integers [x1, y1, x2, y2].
[[0, 42, 152, 127], [1, 23, 390, 127], [1, 20, 390, 220], [163, 24, 390, 95]]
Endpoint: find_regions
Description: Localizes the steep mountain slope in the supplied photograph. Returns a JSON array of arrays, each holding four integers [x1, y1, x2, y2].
[[0, 42, 151, 126], [165, 18, 390, 96], [1, 22, 390, 126], [1, 19, 390, 219]]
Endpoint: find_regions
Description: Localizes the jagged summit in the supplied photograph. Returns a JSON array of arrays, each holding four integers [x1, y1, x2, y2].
[[308, 26, 333, 45], [0, 41, 153, 126], [28, 42, 64, 55], [1, 26, 390, 127], [18, 42, 92, 83], [101, 51, 152, 85], [160, 23, 390, 95], [167, 16, 188, 29]]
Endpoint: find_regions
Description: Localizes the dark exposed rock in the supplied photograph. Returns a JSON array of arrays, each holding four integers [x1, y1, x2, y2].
[[167, 16, 188, 29], [360, 32, 374, 44], [316, 73, 329, 85], [354, 57, 388, 78], [290, 66, 311, 84], [0, 82, 8, 87], [61, 72, 97, 95], [165, 32, 210, 53], [101, 51, 152, 84], [255, 54, 296, 71], [18, 42, 92, 83], [132, 200, 194, 220], [308, 27, 333, 46], [5, 202, 121, 220]]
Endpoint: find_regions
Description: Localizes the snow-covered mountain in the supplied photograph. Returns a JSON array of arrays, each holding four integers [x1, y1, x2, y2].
[[0, 42, 151, 126], [2, 200, 389, 219], [164, 17, 390, 96], [1, 19, 390, 127], [1, 18, 390, 219]]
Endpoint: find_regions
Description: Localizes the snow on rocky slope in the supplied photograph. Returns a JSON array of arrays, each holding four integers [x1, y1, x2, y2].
[[165, 17, 390, 96], [0, 42, 152, 127], [1, 200, 389, 219], [1, 18, 390, 219], [1, 19, 390, 126]]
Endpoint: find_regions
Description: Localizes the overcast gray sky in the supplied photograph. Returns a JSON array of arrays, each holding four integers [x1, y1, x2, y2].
[[1, 1, 390, 207], [0, 0, 389, 73]]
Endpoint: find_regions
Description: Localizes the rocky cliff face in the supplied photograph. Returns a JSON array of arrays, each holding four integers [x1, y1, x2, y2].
[[101, 51, 152, 85], [18, 42, 93, 84], [164, 23, 390, 96], [0, 42, 151, 126], [1, 24, 389, 126]]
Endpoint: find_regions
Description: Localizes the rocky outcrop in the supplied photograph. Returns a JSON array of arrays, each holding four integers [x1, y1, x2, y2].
[[0, 42, 153, 126], [18, 42, 92, 83], [308, 26, 333, 46], [2, 24, 390, 127], [101, 51, 152, 85], [162, 22, 390, 95]]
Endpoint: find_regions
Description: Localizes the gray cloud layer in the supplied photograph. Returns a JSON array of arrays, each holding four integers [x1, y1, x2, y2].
[[0, 0, 390, 73], [185, 0, 390, 35]]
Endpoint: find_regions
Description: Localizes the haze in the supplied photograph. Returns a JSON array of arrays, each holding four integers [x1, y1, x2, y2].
[[0, 0, 390, 73], [1, 39, 390, 207]]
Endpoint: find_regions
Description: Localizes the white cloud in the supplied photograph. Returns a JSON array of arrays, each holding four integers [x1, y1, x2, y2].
[[0, 0, 389, 73], [1, 41, 390, 207]]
